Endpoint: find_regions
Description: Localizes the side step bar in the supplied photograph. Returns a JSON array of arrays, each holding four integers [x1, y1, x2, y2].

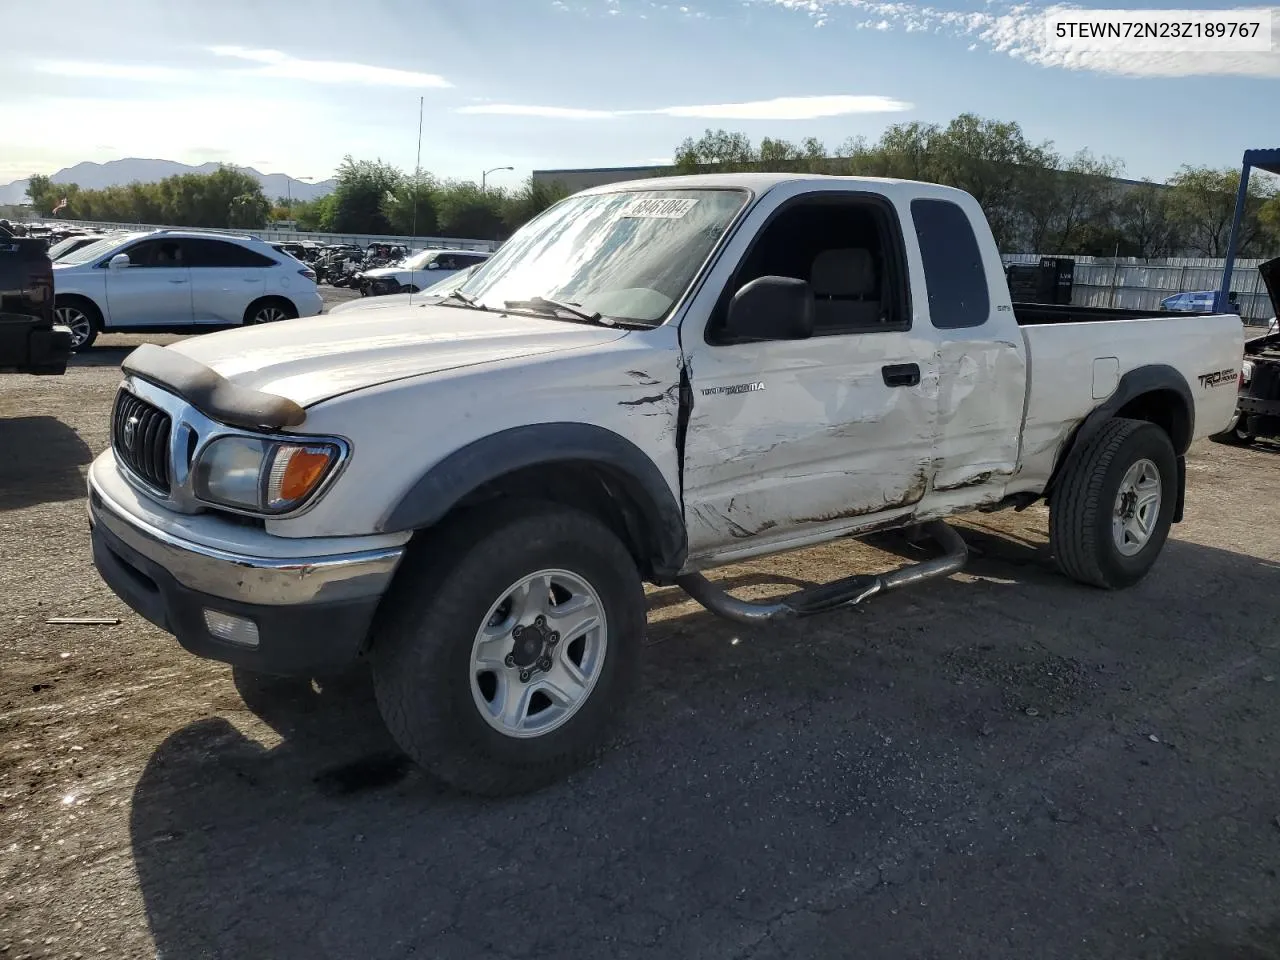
[[675, 520, 968, 625]]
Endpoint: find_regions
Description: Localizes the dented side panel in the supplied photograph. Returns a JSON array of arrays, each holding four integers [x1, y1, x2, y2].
[[924, 340, 1026, 505], [679, 332, 940, 561]]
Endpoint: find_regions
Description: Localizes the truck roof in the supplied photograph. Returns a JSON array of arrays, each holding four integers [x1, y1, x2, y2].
[[577, 171, 958, 196]]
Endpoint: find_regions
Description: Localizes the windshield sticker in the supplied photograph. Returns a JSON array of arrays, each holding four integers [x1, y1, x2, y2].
[[620, 197, 699, 220]]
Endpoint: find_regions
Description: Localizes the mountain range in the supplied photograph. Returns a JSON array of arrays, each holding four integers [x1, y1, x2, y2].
[[0, 158, 337, 206]]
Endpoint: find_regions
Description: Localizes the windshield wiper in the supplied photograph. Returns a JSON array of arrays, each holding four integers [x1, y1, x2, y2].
[[439, 289, 487, 310], [502, 297, 616, 327]]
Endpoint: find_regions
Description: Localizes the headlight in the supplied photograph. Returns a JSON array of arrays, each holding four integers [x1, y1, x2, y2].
[[192, 435, 344, 515], [1242, 360, 1254, 384]]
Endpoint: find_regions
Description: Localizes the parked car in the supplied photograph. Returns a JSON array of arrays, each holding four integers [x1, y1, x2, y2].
[[88, 173, 1243, 795], [52, 229, 323, 349], [1161, 290, 1241, 314], [47, 232, 114, 262], [357, 248, 491, 297], [0, 227, 72, 374], [328, 263, 482, 316]]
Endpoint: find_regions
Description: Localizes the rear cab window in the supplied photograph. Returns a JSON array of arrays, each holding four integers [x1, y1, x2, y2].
[[911, 198, 991, 330]]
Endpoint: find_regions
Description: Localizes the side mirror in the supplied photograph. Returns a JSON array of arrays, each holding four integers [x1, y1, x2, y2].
[[724, 276, 814, 341], [426, 261, 439, 270], [108, 253, 131, 270]]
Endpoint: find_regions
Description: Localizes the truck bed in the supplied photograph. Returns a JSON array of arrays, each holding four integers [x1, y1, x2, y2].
[[1013, 302, 1217, 326]]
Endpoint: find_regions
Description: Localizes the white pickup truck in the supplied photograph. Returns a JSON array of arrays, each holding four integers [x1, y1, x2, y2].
[[88, 173, 1244, 795]]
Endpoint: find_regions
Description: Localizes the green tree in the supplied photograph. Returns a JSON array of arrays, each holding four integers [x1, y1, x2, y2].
[[1166, 166, 1277, 257], [381, 176, 440, 236], [501, 177, 569, 234], [1115, 181, 1180, 260], [436, 181, 507, 240], [331, 156, 403, 234]]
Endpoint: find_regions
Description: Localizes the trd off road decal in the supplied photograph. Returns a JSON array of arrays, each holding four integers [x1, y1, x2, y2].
[[1197, 368, 1238, 388]]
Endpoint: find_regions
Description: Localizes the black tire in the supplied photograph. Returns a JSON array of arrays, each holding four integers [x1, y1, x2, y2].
[[1049, 417, 1178, 590], [370, 501, 645, 796], [244, 298, 298, 325], [54, 296, 101, 351]]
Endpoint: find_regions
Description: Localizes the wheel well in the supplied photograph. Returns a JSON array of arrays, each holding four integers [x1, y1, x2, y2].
[[1114, 389, 1191, 453], [243, 295, 297, 324], [437, 461, 667, 581], [54, 293, 103, 324]]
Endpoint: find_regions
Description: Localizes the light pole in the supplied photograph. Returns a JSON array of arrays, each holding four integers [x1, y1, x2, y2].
[[481, 166, 514, 192]]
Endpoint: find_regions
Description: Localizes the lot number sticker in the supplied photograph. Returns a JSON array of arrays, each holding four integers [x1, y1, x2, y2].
[[620, 197, 699, 219]]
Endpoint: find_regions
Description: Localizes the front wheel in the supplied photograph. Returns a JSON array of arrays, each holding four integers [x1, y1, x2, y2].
[[370, 502, 645, 796], [54, 299, 100, 350], [1049, 417, 1177, 590]]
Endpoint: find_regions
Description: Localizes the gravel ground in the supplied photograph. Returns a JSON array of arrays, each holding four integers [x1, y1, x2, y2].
[[2, 301, 1280, 959]]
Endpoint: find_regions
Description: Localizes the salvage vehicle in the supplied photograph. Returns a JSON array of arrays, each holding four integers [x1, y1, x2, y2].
[[1212, 257, 1280, 445], [356, 248, 491, 297], [53, 229, 323, 349], [328, 263, 483, 316], [88, 174, 1244, 795], [0, 226, 72, 375]]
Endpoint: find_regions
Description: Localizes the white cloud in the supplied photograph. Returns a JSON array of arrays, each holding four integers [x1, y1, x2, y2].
[[32, 60, 191, 82], [208, 46, 452, 88], [456, 103, 617, 119], [648, 94, 911, 118], [457, 94, 912, 120], [763, 0, 1280, 77]]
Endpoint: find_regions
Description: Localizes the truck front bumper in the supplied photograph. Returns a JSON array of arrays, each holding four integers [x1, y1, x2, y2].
[[88, 464, 406, 676]]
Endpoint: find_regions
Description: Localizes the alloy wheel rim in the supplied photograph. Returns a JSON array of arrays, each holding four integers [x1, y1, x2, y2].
[[1112, 458, 1162, 556], [55, 306, 91, 348], [469, 568, 608, 739]]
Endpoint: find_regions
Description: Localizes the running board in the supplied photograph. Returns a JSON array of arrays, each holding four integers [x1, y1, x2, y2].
[[675, 520, 968, 625]]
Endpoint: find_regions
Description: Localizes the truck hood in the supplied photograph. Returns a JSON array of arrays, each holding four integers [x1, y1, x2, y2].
[[166, 305, 629, 407], [1246, 257, 1280, 352], [360, 266, 411, 279]]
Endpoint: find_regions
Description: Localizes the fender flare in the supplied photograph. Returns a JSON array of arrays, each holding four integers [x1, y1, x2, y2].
[[378, 422, 688, 579], [1045, 363, 1194, 521]]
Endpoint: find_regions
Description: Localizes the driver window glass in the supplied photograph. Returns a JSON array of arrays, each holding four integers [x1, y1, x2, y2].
[[708, 196, 909, 343], [117, 239, 185, 268]]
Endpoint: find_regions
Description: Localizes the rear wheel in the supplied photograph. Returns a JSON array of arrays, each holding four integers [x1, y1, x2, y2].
[[245, 298, 297, 325], [1049, 418, 1177, 590], [54, 297, 101, 350], [370, 502, 645, 796]]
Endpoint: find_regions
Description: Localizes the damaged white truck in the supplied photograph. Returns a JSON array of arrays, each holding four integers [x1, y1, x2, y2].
[[88, 174, 1244, 794]]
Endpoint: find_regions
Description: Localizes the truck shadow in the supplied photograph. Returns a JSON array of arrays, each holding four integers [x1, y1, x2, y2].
[[128, 532, 1280, 959], [0, 416, 94, 511]]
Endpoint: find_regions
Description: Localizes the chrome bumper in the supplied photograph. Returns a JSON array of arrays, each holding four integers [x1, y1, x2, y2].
[[88, 484, 404, 607]]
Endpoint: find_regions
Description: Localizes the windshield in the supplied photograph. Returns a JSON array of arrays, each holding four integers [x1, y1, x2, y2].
[[456, 188, 748, 324], [47, 236, 91, 260], [55, 233, 133, 265], [400, 249, 436, 270]]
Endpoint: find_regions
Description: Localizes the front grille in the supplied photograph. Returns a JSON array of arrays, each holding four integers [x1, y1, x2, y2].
[[112, 389, 172, 492]]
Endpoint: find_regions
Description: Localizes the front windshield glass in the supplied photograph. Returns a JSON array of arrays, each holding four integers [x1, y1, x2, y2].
[[55, 233, 133, 265], [401, 249, 435, 270], [457, 188, 748, 324]]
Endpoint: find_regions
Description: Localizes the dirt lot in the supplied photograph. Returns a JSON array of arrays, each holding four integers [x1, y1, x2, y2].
[[2, 310, 1280, 959]]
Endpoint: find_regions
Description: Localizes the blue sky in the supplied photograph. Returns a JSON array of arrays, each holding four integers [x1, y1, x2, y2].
[[2, 0, 1276, 189]]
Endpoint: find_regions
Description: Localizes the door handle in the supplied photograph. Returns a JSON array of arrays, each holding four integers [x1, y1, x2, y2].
[[168, 279, 187, 284], [882, 363, 920, 388]]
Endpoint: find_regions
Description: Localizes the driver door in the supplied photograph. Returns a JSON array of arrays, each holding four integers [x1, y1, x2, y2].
[[103, 238, 194, 327], [678, 185, 940, 563]]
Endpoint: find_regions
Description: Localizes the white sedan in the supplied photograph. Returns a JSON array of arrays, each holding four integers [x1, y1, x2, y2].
[[357, 248, 491, 296]]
